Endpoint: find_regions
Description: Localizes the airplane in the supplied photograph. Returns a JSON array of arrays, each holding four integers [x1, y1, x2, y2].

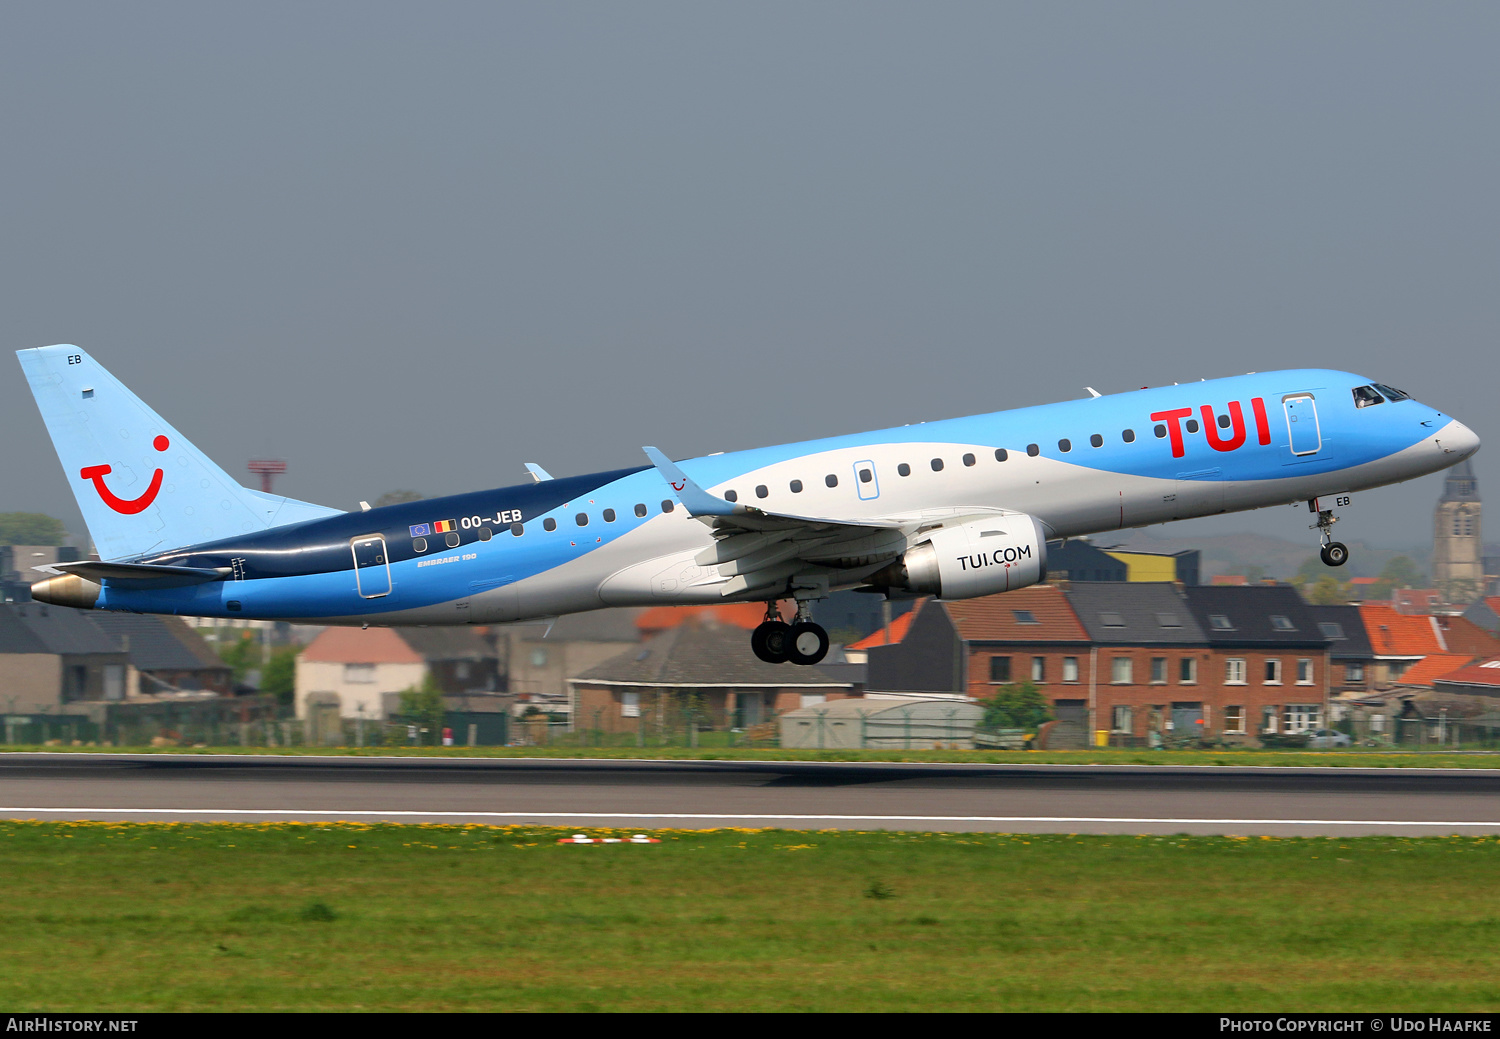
[[17, 345, 1480, 666]]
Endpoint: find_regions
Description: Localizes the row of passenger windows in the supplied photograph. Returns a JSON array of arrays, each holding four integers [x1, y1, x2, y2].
[[412, 500, 678, 550], [714, 432, 1164, 501]]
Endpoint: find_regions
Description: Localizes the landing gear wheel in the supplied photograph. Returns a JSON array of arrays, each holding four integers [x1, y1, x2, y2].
[[786, 621, 830, 666], [1320, 542, 1349, 567], [751, 621, 791, 663]]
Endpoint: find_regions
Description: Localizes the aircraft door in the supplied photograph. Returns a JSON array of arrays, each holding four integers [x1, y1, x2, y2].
[[1283, 395, 1321, 456], [351, 535, 392, 598], [853, 460, 880, 501]]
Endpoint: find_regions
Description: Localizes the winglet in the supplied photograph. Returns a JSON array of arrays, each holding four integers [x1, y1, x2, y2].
[[642, 447, 740, 517], [524, 463, 554, 483]]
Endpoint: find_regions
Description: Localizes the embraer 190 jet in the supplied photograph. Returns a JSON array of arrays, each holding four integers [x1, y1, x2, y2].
[[18, 345, 1480, 666]]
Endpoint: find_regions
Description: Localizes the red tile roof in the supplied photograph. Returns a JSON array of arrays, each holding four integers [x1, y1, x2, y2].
[[847, 606, 923, 651], [635, 602, 785, 635], [1433, 655, 1500, 689], [1396, 653, 1475, 687], [942, 586, 1090, 642], [1211, 575, 1249, 586], [1435, 616, 1500, 657], [1359, 602, 1447, 657], [302, 627, 423, 664]]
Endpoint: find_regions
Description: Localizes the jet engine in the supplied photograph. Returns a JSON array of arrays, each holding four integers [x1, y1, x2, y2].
[[868, 514, 1049, 599]]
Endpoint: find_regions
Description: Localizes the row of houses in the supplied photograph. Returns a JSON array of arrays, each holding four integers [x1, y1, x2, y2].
[[844, 583, 1500, 745]]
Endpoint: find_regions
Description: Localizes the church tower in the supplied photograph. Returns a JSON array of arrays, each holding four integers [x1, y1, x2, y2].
[[1433, 459, 1482, 604]]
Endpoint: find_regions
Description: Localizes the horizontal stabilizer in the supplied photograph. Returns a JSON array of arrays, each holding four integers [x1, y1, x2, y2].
[[46, 560, 230, 586]]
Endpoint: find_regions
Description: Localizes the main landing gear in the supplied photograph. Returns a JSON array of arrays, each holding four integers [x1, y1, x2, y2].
[[750, 601, 830, 666], [1309, 498, 1348, 567]]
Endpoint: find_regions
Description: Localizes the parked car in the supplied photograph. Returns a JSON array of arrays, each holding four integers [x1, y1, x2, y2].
[[1304, 728, 1352, 748]]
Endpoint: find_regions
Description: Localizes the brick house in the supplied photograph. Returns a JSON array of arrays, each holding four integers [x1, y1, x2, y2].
[[865, 583, 1338, 745], [570, 619, 862, 734], [1178, 585, 1332, 739]]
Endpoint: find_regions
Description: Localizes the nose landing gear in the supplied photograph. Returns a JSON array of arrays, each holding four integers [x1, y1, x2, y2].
[[1309, 498, 1348, 567], [750, 600, 830, 666]]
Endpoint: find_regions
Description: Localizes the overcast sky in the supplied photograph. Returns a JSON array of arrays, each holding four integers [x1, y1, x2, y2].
[[3, 3, 1495, 557]]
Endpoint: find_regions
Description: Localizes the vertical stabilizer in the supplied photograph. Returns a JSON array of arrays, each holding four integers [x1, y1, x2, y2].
[[16, 345, 343, 560]]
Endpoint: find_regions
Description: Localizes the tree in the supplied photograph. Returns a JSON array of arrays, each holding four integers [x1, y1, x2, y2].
[[398, 673, 445, 745], [261, 646, 298, 705], [1368, 555, 1428, 601], [217, 633, 261, 685], [1294, 555, 1327, 587], [1307, 574, 1349, 605], [374, 490, 424, 508], [982, 681, 1052, 730], [0, 513, 65, 546]]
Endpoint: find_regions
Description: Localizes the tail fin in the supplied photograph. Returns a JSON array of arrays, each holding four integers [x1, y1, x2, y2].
[[17, 345, 343, 560]]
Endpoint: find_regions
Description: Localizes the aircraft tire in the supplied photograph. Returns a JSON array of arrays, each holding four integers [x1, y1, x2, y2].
[[1320, 542, 1349, 567], [751, 621, 791, 663], [786, 621, 830, 666]]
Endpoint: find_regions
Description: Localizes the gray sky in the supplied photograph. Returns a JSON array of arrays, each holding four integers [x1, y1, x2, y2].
[[3, 3, 1495, 559]]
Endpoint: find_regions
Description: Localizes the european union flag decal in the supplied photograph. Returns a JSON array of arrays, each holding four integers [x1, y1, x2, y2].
[[409, 523, 431, 537]]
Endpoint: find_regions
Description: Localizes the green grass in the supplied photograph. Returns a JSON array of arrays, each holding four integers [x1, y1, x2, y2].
[[3, 821, 1499, 1011], [6, 743, 1500, 768]]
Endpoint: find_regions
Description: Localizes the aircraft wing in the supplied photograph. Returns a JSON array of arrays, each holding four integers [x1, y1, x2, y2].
[[643, 447, 909, 597]]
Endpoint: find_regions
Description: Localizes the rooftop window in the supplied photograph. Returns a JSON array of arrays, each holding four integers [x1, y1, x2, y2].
[[1208, 614, 1234, 631], [1099, 611, 1125, 628], [1318, 622, 1345, 640], [1270, 615, 1296, 631], [1012, 610, 1039, 625], [1156, 613, 1181, 628]]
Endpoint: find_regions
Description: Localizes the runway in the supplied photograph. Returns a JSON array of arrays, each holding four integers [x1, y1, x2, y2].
[[2, 752, 1500, 835]]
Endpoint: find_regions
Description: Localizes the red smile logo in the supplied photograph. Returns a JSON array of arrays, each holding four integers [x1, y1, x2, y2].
[[80, 435, 170, 515]]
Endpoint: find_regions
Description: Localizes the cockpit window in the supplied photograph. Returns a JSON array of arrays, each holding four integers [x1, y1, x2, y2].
[[1372, 383, 1409, 401], [1352, 385, 1384, 408]]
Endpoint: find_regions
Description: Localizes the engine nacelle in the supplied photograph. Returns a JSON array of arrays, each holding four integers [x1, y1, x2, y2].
[[870, 514, 1049, 599]]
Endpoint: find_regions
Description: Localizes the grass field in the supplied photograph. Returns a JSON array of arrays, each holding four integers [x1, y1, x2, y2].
[[5, 743, 1500, 769], [3, 821, 1499, 1012]]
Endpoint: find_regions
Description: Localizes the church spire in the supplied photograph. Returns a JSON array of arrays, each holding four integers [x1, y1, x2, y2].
[[1441, 458, 1480, 503]]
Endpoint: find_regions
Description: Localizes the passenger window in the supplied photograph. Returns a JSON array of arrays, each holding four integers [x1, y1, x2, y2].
[[576, 513, 588, 526], [412, 537, 427, 553], [1027, 444, 1039, 457], [1217, 413, 1231, 427], [1154, 424, 1167, 439], [962, 453, 975, 467], [603, 508, 616, 522], [1352, 385, 1384, 408], [661, 500, 674, 513], [445, 531, 460, 548], [756, 485, 768, 498], [1185, 419, 1199, 433], [723, 490, 738, 502], [1122, 429, 1135, 443], [897, 463, 911, 476], [510, 523, 524, 536], [1090, 434, 1103, 448], [1058, 439, 1071, 452], [930, 458, 944, 471], [858, 469, 873, 483], [543, 517, 557, 532], [790, 480, 803, 493], [478, 526, 492, 542], [994, 449, 1007, 462], [634, 503, 647, 518], [825, 474, 838, 488]]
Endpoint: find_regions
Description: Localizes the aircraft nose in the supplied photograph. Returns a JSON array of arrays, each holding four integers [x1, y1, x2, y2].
[[1441, 419, 1481, 461]]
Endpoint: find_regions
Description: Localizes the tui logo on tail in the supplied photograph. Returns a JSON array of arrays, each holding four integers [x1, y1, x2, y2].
[[79, 435, 169, 515]]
